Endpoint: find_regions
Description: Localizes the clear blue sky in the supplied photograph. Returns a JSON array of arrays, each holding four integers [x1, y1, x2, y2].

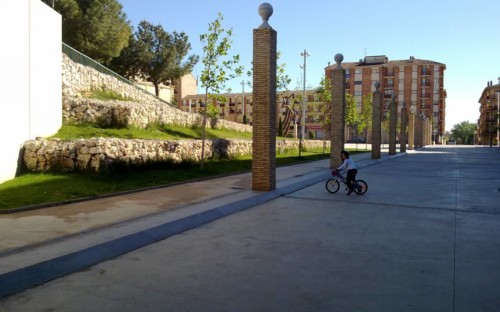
[[119, 0, 500, 131]]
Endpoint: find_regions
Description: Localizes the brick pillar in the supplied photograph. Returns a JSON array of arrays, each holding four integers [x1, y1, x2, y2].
[[330, 54, 345, 168], [415, 115, 422, 148], [371, 82, 382, 159], [400, 102, 408, 153], [389, 95, 397, 155], [425, 119, 434, 145], [408, 108, 415, 150], [252, 4, 277, 191]]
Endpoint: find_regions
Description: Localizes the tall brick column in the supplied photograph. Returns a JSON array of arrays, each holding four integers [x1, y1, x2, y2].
[[252, 3, 277, 191], [400, 102, 408, 152], [389, 95, 397, 155], [426, 119, 432, 145], [408, 108, 415, 150], [415, 115, 422, 148], [371, 82, 382, 159], [330, 53, 345, 168]]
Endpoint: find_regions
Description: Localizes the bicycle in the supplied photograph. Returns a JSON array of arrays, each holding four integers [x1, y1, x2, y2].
[[325, 169, 368, 195]]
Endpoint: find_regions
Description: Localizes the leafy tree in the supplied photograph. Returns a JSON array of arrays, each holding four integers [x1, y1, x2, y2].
[[55, 0, 131, 63], [245, 51, 291, 91], [345, 93, 359, 140], [358, 94, 373, 142], [277, 116, 283, 137], [110, 21, 199, 96], [199, 13, 243, 169], [316, 77, 332, 133], [316, 77, 332, 153], [450, 121, 476, 144], [276, 52, 292, 91]]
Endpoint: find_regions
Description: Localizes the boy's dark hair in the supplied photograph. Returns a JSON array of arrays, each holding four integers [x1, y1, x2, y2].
[[341, 150, 350, 158]]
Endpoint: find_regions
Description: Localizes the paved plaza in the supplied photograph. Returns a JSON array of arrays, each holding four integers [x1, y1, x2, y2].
[[0, 146, 499, 311]]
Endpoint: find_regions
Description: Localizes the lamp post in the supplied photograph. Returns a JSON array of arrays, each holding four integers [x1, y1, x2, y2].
[[300, 49, 310, 141], [240, 80, 249, 123], [496, 91, 500, 147]]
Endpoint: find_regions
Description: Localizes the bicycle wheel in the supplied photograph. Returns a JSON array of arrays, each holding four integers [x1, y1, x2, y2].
[[325, 179, 340, 193], [353, 180, 368, 195]]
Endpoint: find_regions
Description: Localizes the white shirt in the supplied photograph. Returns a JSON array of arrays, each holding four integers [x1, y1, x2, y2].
[[338, 158, 357, 171]]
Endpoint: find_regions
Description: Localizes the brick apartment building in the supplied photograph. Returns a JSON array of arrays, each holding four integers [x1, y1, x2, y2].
[[326, 55, 447, 144], [179, 55, 447, 143], [181, 90, 328, 139], [477, 80, 500, 146]]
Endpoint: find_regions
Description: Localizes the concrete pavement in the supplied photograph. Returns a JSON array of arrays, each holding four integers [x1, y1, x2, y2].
[[1, 146, 500, 311]]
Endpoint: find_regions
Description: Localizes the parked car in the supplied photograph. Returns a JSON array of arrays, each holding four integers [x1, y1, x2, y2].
[[347, 137, 366, 143]]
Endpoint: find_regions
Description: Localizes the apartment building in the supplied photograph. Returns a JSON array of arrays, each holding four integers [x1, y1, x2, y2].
[[135, 73, 197, 105], [181, 90, 328, 138], [477, 80, 500, 146], [326, 55, 447, 143]]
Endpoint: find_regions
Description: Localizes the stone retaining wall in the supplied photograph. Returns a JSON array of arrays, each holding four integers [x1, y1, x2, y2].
[[62, 97, 252, 132], [62, 54, 161, 105], [22, 138, 330, 173], [61, 54, 252, 133]]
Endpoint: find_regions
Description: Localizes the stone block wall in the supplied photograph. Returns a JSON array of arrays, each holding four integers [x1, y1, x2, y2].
[[62, 54, 161, 105], [22, 138, 330, 173], [62, 97, 252, 132]]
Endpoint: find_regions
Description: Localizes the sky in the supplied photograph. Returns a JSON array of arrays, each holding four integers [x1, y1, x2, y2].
[[119, 0, 500, 131]]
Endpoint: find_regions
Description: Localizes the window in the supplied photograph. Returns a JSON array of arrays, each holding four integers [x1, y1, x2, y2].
[[354, 91, 362, 96], [355, 69, 362, 74], [354, 81, 362, 85]]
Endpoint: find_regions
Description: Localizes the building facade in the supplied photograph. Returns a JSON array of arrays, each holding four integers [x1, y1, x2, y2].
[[180, 91, 328, 139], [135, 73, 198, 106], [477, 80, 500, 146], [326, 55, 447, 144]]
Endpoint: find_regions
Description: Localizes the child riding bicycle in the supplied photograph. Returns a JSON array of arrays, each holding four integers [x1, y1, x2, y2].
[[337, 150, 357, 195]]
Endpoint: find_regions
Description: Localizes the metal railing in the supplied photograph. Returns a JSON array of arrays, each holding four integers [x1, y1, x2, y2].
[[62, 43, 174, 107]]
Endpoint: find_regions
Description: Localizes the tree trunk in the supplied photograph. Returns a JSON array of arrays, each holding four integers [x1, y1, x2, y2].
[[154, 82, 160, 96]]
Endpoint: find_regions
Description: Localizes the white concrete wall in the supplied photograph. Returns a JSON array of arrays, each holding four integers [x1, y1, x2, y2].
[[0, 0, 61, 183]]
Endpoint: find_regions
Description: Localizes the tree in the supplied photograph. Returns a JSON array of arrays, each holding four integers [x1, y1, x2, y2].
[[316, 77, 332, 153], [245, 51, 291, 91], [111, 20, 199, 96], [276, 52, 292, 91], [451, 121, 476, 144], [358, 94, 373, 144], [199, 13, 243, 169], [55, 0, 131, 64], [345, 93, 359, 140], [277, 116, 283, 137]]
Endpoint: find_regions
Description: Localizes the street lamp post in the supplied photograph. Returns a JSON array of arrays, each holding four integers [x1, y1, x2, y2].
[[300, 49, 310, 141], [240, 80, 249, 123], [496, 91, 500, 147]]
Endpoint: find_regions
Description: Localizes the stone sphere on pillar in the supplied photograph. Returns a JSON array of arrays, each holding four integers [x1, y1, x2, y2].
[[258, 3, 273, 28], [334, 53, 343, 68]]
